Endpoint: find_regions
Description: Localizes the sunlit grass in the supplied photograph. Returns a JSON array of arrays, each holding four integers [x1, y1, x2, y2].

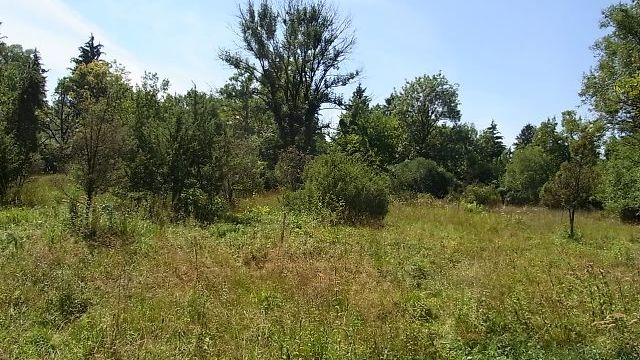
[[0, 181, 638, 359]]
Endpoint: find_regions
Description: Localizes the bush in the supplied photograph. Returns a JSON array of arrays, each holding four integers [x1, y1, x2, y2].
[[292, 152, 390, 223], [390, 158, 458, 198], [174, 188, 227, 224], [463, 184, 501, 207], [275, 147, 307, 190]]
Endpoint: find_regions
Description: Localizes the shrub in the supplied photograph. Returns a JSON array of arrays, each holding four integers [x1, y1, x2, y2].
[[390, 157, 458, 198], [174, 188, 227, 224], [463, 184, 501, 207], [294, 152, 390, 222], [275, 147, 307, 190]]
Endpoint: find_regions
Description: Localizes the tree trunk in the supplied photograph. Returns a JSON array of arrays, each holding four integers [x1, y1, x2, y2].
[[569, 208, 575, 239]]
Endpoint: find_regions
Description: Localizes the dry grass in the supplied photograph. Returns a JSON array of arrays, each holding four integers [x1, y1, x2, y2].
[[0, 179, 639, 359]]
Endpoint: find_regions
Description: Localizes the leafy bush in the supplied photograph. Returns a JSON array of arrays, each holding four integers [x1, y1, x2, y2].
[[174, 188, 227, 224], [390, 157, 458, 198], [292, 152, 390, 223], [463, 184, 501, 207], [275, 147, 307, 190]]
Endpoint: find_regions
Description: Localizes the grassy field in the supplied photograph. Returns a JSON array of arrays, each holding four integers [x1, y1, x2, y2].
[[1, 176, 639, 359]]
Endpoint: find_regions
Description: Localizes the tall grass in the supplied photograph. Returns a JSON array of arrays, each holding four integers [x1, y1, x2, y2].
[[0, 176, 638, 358]]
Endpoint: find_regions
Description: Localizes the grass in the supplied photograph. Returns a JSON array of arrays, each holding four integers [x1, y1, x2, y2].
[[0, 176, 639, 359]]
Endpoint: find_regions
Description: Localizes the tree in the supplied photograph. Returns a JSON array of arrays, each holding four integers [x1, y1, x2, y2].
[[531, 117, 570, 171], [0, 36, 47, 200], [0, 45, 46, 159], [503, 145, 555, 204], [0, 122, 20, 201], [220, 0, 359, 154], [581, 1, 640, 134], [600, 134, 640, 222], [40, 78, 78, 171], [426, 123, 477, 182], [473, 120, 507, 184], [514, 123, 536, 150], [68, 61, 131, 226], [389, 73, 461, 159], [336, 86, 403, 168], [72, 34, 104, 68], [541, 117, 604, 238]]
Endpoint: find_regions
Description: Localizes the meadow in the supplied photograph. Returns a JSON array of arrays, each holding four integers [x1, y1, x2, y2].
[[0, 176, 639, 359]]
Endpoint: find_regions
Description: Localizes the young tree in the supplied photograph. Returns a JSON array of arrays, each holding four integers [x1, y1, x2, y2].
[[220, 0, 359, 154], [68, 61, 131, 224], [389, 73, 461, 159], [541, 117, 604, 237]]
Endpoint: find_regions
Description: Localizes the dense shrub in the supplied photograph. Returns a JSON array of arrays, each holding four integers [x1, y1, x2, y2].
[[174, 188, 227, 224], [275, 147, 307, 190], [292, 152, 390, 222], [463, 184, 501, 207], [390, 157, 458, 198]]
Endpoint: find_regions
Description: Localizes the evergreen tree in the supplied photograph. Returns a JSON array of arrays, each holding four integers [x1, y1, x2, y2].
[[514, 123, 536, 150], [72, 34, 104, 68]]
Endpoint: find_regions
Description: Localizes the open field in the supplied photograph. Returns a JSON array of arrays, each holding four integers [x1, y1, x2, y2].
[[1, 177, 639, 359]]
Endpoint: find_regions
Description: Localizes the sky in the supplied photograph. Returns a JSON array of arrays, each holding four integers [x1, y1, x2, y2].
[[0, 0, 619, 145]]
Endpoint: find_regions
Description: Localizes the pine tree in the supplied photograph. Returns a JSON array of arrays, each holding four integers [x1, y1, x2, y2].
[[514, 123, 536, 150], [72, 34, 104, 68]]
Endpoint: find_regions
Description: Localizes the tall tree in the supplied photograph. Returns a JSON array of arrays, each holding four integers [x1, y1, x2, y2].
[[0, 37, 46, 200], [531, 117, 570, 171], [72, 34, 104, 68], [389, 73, 461, 159], [41, 78, 77, 171], [513, 123, 536, 150], [581, 1, 640, 134], [473, 120, 507, 184], [220, 0, 359, 154]]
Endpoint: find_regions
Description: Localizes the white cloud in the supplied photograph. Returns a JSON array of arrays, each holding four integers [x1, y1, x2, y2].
[[1, 0, 152, 93]]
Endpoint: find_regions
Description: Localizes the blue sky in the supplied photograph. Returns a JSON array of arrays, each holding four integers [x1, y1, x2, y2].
[[1, 0, 619, 145]]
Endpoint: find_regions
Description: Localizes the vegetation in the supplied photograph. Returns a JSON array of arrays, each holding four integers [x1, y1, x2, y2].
[[1, 0, 640, 357], [390, 157, 458, 198], [1, 183, 639, 359]]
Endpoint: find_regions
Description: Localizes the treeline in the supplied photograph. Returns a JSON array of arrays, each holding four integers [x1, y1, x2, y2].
[[1, 1, 640, 235]]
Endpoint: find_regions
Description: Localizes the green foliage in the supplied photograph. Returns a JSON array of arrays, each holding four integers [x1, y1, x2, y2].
[[220, 0, 358, 154], [174, 188, 227, 224], [581, 1, 640, 133], [40, 78, 77, 172], [503, 145, 556, 204], [337, 86, 403, 168], [513, 123, 536, 150], [463, 184, 501, 207], [71, 34, 103, 68], [389, 73, 461, 159], [472, 120, 508, 184], [275, 147, 307, 190], [0, 37, 47, 201], [540, 116, 603, 237], [0, 122, 20, 201], [297, 152, 390, 222], [67, 60, 131, 221], [600, 134, 640, 222], [390, 157, 458, 198]]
